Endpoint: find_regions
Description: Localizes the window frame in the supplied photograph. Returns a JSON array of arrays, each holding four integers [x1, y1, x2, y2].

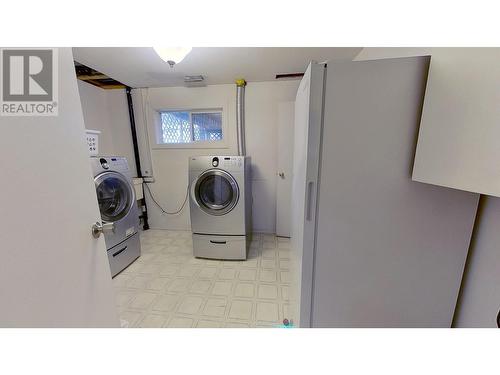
[[151, 107, 228, 149]]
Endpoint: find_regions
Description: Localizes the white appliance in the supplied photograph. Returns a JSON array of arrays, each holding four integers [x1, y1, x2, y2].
[[291, 58, 479, 327], [91, 156, 141, 277], [189, 155, 252, 260]]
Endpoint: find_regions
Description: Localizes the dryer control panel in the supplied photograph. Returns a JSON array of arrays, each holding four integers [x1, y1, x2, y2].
[[221, 156, 243, 169], [190, 155, 246, 172]]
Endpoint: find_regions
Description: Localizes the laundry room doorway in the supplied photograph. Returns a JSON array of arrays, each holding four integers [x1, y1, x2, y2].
[[0, 48, 119, 327], [276, 101, 295, 237]]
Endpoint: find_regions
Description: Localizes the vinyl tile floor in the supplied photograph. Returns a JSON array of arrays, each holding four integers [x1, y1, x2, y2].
[[113, 230, 293, 328]]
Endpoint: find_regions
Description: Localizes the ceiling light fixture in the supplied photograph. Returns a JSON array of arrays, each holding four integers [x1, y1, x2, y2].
[[153, 47, 192, 68]]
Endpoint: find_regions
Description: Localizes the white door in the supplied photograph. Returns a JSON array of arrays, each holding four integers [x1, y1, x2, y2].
[[289, 62, 325, 327], [275, 101, 295, 237], [0, 48, 119, 327]]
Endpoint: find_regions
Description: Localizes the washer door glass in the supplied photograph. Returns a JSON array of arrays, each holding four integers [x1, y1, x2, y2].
[[195, 170, 239, 216], [95, 172, 133, 221]]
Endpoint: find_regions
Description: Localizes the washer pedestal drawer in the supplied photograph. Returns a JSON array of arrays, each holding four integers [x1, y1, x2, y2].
[[192, 233, 248, 260], [107, 232, 141, 277]]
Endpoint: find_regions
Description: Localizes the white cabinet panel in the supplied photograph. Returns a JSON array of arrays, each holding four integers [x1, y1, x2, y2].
[[412, 48, 500, 196], [312, 57, 479, 327]]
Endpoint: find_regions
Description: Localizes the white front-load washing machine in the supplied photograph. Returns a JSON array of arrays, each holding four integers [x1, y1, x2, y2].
[[189, 155, 252, 260], [91, 156, 141, 276]]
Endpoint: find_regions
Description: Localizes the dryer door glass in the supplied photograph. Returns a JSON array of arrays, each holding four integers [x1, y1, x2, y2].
[[95, 173, 133, 222], [195, 170, 239, 216]]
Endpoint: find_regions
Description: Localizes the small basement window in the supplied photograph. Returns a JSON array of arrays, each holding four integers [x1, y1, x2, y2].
[[158, 109, 223, 145]]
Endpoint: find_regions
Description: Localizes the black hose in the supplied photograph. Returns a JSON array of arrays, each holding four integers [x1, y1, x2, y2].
[[143, 183, 189, 215]]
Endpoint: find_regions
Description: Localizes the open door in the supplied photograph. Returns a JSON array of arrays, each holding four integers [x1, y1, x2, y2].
[[0, 48, 119, 327], [289, 62, 325, 327]]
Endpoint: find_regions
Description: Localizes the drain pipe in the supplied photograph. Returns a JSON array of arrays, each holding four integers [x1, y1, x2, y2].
[[126, 86, 150, 230], [236, 79, 247, 156]]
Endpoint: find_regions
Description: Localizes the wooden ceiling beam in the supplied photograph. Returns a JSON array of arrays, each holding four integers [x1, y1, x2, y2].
[[77, 74, 109, 81], [75, 61, 126, 89], [100, 84, 127, 90]]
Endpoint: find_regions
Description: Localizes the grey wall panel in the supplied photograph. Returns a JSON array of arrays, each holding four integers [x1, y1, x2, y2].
[[312, 57, 479, 327], [454, 196, 500, 327], [411, 48, 500, 196]]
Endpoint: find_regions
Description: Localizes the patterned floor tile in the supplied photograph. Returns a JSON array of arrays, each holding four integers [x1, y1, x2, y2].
[[198, 267, 218, 279], [138, 314, 169, 328], [129, 292, 158, 310], [167, 278, 191, 293], [261, 259, 277, 269], [259, 270, 277, 283], [212, 281, 233, 296], [167, 316, 194, 328], [152, 294, 180, 312], [234, 283, 255, 298], [228, 300, 253, 320], [218, 268, 236, 280], [256, 302, 279, 322], [113, 230, 293, 328], [238, 269, 257, 281], [257, 284, 278, 300], [196, 319, 223, 328], [147, 277, 171, 291], [177, 295, 204, 315], [203, 298, 227, 318], [190, 279, 212, 294]]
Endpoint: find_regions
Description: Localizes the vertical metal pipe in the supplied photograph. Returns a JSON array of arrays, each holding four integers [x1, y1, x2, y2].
[[126, 87, 150, 230], [236, 79, 247, 156], [126, 87, 142, 176]]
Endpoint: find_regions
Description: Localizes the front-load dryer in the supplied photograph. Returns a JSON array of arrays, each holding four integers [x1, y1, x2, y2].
[[189, 155, 252, 260], [91, 156, 141, 276]]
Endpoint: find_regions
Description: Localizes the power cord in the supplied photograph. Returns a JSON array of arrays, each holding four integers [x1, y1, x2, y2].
[[143, 182, 189, 215]]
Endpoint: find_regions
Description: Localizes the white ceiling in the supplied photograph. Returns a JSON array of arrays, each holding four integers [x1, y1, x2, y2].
[[72, 47, 362, 88]]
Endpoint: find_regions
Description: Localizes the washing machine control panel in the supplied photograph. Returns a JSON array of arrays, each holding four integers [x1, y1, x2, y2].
[[98, 157, 129, 172]]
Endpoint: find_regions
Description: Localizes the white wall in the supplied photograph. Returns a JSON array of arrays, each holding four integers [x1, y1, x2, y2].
[[77, 80, 137, 176], [133, 80, 300, 233], [134, 84, 237, 231], [356, 48, 500, 327]]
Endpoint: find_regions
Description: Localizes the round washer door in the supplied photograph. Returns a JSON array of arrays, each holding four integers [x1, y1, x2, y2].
[[194, 169, 239, 216], [94, 171, 135, 222]]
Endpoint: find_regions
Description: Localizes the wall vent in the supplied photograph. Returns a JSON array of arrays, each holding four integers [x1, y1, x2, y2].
[[275, 72, 304, 80], [184, 75, 206, 87]]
